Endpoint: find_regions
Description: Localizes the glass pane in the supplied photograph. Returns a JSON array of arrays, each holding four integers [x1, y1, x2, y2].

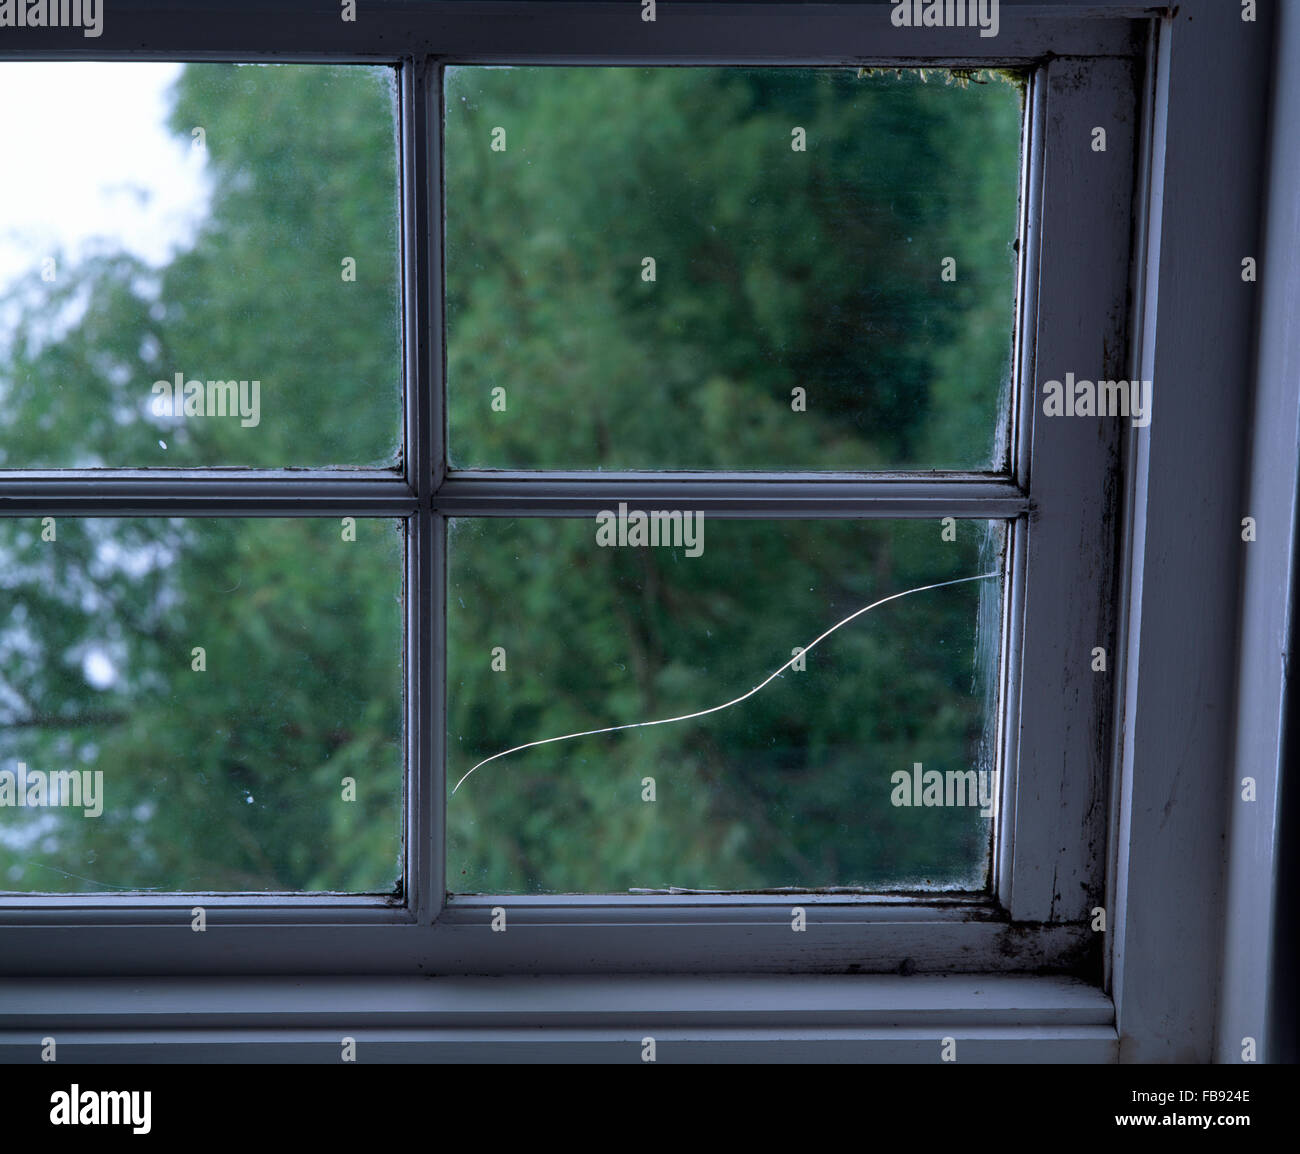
[[0, 517, 404, 893], [0, 63, 401, 469], [445, 66, 1022, 471], [448, 516, 1003, 893]]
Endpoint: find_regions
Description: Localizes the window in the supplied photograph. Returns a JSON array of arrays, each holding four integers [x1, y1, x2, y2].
[[0, 0, 1288, 1066], [0, 51, 1120, 967]]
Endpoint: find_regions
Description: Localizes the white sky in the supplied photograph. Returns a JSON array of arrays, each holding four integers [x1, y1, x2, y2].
[[0, 62, 210, 293]]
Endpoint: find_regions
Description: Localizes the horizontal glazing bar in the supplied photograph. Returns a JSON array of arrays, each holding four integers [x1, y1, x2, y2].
[[0, 474, 417, 515], [0, 4, 1144, 63], [433, 476, 1029, 517]]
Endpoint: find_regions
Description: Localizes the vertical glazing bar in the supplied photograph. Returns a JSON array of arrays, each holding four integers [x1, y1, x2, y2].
[[996, 66, 1045, 910], [428, 61, 449, 916], [405, 55, 441, 923]]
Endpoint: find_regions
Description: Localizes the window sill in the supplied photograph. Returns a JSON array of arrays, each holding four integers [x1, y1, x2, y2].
[[0, 973, 1116, 1062]]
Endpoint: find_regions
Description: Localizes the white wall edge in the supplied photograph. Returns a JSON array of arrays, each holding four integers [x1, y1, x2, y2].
[[1216, 0, 1300, 1065]]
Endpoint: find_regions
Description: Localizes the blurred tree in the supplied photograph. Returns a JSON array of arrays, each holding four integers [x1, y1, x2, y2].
[[0, 64, 1021, 895]]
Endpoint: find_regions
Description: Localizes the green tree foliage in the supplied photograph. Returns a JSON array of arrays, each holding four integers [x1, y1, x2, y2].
[[445, 66, 1020, 470], [0, 64, 1020, 895]]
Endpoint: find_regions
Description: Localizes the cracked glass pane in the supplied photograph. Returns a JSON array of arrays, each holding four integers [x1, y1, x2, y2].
[[448, 516, 1004, 894]]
